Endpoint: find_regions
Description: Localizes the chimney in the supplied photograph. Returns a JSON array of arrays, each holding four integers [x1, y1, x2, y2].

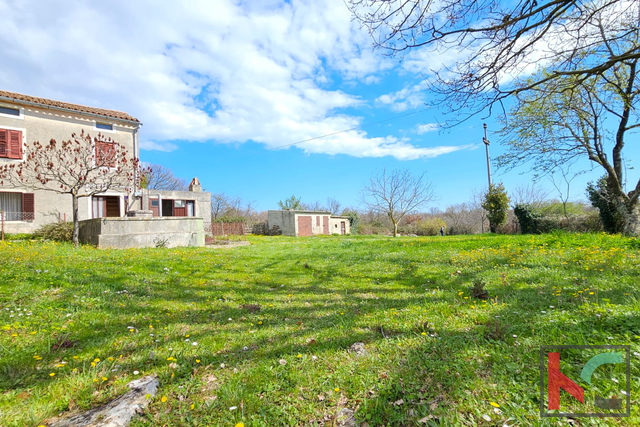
[[189, 177, 202, 192]]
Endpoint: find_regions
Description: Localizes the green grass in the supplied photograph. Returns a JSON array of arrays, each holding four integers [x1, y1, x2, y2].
[[1, 233, 639, 426]]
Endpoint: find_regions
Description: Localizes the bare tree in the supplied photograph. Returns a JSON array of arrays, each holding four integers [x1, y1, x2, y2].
[[511, 183, 550, 209], [326, 197, 341, 215], [141, 164, 188, 191], [0, 130, 137, 246], [347, 0, 640, 123], [361, 168, 436, 237]]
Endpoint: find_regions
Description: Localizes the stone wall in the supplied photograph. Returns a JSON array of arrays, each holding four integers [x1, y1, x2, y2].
[[79, 217, 204, 248]]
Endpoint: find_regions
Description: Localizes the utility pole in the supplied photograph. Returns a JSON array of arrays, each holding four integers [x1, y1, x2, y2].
[[483, 123, 492, 189]]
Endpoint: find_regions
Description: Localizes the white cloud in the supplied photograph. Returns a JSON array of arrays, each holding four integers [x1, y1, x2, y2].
[[416, 123, 439, 134], [0, 0, 467, 161]]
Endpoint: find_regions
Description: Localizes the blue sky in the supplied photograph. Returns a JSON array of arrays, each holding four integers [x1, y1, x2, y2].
[[2, 0, 637, 212]]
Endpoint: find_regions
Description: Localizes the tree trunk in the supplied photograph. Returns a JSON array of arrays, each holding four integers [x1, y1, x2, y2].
[[392, 221, 398, 237], [623, 202, 640, 237], [72, 194, 79, 247]]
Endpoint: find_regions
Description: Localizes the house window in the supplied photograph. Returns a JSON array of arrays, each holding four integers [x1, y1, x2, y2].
[[0, 106, 20, 116], [95, 139, 116, 167], [0, 192, 34, 221], [95, 123, 113, 131], [0, 128, 23, 159]]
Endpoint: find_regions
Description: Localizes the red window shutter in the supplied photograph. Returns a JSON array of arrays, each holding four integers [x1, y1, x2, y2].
[[0, 129, 7, 158], [96, 141, 116, 167], [22, 193, 34, 221], [8, 130, 22, 159]]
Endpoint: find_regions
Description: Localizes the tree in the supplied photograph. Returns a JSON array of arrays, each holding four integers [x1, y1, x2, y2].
[[141, 164, 188, 191], [211, 193, 256, 222], [361, 168, 436, 237], [347, 0, 639, 122], [586, 176, 625, 233], [326, 197, 341, 215], [482, 183, 510, 233], [497, 21, 640, 234], [0, 130, 137, 246], [278, 195, 303, 210]]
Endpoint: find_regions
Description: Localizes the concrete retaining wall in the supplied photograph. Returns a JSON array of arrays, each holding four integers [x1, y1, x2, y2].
[[79, 217, 204, 248]]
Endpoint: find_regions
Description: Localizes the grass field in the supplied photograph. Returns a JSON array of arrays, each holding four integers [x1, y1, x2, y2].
[[1, 233, 639, 426]]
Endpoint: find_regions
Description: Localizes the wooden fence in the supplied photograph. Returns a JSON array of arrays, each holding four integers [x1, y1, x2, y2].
[[209, 222, 247, 236]]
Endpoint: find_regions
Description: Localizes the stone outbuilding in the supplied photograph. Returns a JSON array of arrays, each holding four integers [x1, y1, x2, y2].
[[268, 210, 350, 236]]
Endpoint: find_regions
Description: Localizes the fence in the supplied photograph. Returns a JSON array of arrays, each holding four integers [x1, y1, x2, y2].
[[209, 222, 247, 236], [1, 211, 35, 221]]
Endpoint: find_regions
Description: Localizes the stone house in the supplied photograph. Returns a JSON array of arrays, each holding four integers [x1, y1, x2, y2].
[[0, 90, 211, 235], [268, 210, 350, 236]]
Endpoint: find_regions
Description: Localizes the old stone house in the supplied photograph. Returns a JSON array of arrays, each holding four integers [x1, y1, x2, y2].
[[0, 90, 211, 236]]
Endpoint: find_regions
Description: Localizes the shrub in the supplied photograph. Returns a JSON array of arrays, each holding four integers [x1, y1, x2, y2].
[[33, 221, 73, 242], [416, 217, 446, 236]]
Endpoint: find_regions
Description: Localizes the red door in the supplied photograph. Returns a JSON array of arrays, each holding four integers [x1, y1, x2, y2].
[[297, 216, 312, 236], [323, 216, 329, 234]]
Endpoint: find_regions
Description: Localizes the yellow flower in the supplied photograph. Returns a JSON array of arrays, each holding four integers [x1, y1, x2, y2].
[[101, 377, 108, 381], [297, 354, 302, 358], [421, 332, 427, 336], [235, 423, 245, 427], [257, 321, 263, 325], [196, 359, 201, 363], [161, 396, 168, 402], [190, 403, 195, 410], [93, 358, 100, 363], [489, 402, 500, 408], [334, 387, 340, 392], [589, 292, 595, 295], [49, 373, 55, 377]]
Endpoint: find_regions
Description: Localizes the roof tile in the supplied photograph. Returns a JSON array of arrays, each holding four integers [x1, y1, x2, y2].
[[0, 90, 140, 123]]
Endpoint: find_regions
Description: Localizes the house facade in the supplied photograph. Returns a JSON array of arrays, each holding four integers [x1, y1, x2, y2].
[[0, 90, 211, 235], [268, 210, 350, 236]]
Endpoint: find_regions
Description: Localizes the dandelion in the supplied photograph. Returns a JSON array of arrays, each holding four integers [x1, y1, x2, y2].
[[101, 377, 108, 381], [235, 423, 244, 427], [190, 403, 195, 410], [49, 373, 55, 377], [195, 359, 201, 363], [297, 354, 302, 358], [161, 396, 168, 402], [589, 292, 595, 295], [93, 358, 100, 363], [257, 321, 263, 325], [421, 332, 427, 336], [489, 402, 500, 408], [334, 387, 340, 392]]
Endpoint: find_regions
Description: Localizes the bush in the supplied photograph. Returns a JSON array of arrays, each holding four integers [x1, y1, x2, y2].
[[4, 233, 35, 241], [33, 221, 73, 242], [416, 217, 446, 236]]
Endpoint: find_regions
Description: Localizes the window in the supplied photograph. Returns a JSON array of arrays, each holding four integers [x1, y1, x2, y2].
[[0, 128, 23, 159], [175, 200, 185, 208], [95, 140, 116, 167], [0, 192, 34, 221], [0, 106, 20, 116], [95, 123, 113, 131]]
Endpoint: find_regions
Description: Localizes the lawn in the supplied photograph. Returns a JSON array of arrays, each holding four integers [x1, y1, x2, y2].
[[1, 233, 639, 426]]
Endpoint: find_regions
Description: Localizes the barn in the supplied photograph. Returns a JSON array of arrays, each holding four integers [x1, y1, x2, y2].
[[267, 210, 350, 236]]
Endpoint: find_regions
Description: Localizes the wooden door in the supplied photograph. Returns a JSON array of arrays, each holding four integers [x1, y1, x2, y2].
[[323, 216, 329, 234], [297, 216, 312, 236], [340, 221, 346, 235]]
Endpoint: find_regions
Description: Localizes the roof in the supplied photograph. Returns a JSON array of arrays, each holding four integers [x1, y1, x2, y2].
[[0, 90, 140, 123], [268, 210, 333, 215]]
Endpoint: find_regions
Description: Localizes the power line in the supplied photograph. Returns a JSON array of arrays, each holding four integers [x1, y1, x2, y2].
[[273, 107, 431, 149]]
